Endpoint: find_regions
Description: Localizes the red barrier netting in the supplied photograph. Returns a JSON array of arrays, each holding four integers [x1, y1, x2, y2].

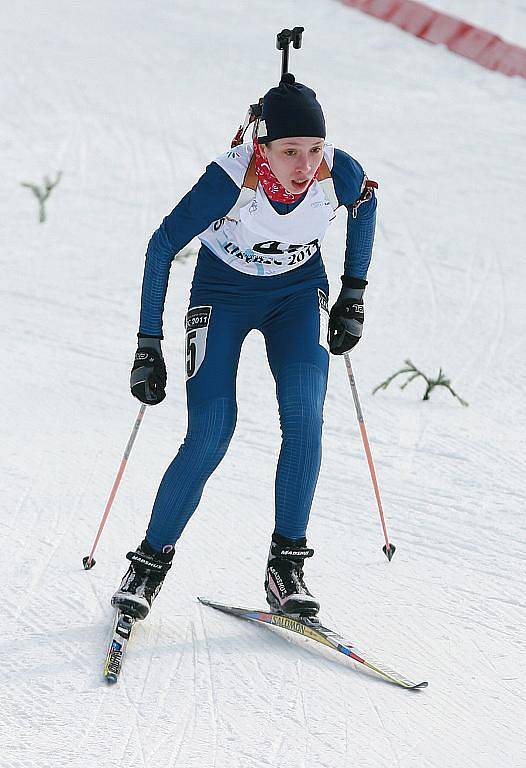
[[340, 0, 526, 78]]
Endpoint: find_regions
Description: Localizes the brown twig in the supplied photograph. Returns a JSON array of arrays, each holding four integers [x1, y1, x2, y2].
[[21, 171, 62, 222], [373, 359, 468, 406]]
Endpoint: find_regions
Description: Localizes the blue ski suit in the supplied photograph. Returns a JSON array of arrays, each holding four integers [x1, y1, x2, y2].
[[139, 146, 376, 549]]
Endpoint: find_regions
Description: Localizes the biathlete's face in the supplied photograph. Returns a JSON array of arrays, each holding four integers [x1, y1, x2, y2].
[[260, 137, 325, 195]]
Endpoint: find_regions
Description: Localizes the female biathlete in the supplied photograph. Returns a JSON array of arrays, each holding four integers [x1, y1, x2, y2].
[[111, 73, 377, 620]]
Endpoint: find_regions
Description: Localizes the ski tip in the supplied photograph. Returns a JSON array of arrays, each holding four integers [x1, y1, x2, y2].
[[198, 597, 240, 614], [383, 543, 396, 562], [197, 597, 221, 608], [105, 673, 118, 685], [82, 555, 96, 570]]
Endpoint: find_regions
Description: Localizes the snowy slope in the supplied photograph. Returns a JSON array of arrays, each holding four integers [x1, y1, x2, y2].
[[2, 1, 525, 766]]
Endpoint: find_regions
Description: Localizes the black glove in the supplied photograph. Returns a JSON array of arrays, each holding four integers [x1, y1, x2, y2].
[[328, 278, 366, 355], [130, 337, 167, 405]]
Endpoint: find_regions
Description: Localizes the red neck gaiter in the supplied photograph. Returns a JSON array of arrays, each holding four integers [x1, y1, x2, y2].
[[253, 140, 316, 204]]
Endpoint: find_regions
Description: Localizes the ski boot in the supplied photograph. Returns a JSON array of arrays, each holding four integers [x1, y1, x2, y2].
[[264, 533, 320, 617], [111, 539, 174, 620]]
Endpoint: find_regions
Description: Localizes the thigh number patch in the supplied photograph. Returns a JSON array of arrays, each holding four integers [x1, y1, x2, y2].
[[185, 306, 212, 380], [318, 289, 329, 352]]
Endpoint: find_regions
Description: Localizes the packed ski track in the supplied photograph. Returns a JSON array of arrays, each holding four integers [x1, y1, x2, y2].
[[2, 1, 525, 766]]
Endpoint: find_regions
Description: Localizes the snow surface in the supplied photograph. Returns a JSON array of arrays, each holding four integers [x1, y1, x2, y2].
[[2, 1, 525, 766]]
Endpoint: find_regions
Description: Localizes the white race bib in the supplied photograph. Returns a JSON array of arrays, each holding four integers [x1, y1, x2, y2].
[[199, 144, 336, 276]]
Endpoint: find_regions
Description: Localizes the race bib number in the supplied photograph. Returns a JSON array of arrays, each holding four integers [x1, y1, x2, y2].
[[318, 289, 329, 352], [185, 306, 212, 380]]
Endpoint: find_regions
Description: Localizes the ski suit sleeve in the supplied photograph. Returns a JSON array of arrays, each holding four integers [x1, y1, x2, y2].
[[331, 148, 377, 283], [138, 162, 240, 338]]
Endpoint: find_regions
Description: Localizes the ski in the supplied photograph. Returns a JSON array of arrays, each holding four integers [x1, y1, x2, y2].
[[198, 598, 428, 690], [103, 609, 136, 684]]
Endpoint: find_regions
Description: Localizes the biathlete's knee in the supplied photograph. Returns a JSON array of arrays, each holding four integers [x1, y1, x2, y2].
[[277, 362, 327, 437], [182, 396, 237, 471]]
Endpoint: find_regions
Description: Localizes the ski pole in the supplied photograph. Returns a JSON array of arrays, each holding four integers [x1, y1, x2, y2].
[[83, 404, 147, 570], [343, 354, 396, 561]]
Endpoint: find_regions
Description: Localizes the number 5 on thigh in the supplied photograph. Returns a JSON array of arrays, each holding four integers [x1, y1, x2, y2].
[[185, 306, 212, 380]]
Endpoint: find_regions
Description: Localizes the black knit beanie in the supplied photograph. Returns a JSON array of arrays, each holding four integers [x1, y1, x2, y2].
[[257, 73, 326, 144]]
